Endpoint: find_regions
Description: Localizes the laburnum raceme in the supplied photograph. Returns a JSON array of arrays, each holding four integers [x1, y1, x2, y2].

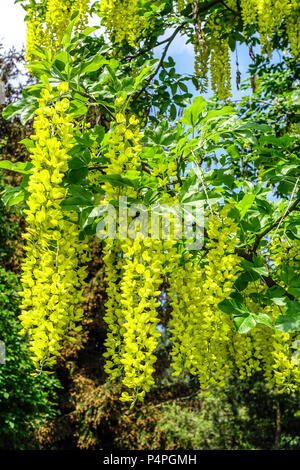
[[194, 29, 209, 93], [285, 0, 300, 58], [100, 98, 184, 403], [240, 0, 300, 57], [98, 0, 153, 48], [19, 83, 90, 367], [101, 97, 144, 383], [202, 1, 239, 100], [232, 280, 300, 393], [169, 205, 241, 388], [193, 0, 300, 99], [270, 236, 300, 272], [99, 101, 300, 399], [100, 96, 170, 403], [229, 232, 300, 393], [26, 0, 90, 61]]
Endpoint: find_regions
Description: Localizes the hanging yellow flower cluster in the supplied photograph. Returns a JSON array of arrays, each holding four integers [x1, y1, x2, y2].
[[194, 1, 238, 100], [169, 206, 241, 388], [100, 97, 181, 403], [194, 23, 209, 93], [26, 5, 49, 62], [26, 0, 90, 62], [101, 96, 143, 380], [98, 0, 152, 48], [19, 83, 90, 367], [208, 32, 232, 100], [100, 97, 166, 402], [232, 281, 300, 393], [99, 103, 300, 398], [270, 236, 300, 272], [285, 0, 300, 58], [241, 0, 300, 57], [194, 0, 300, 99], [252, 326, 300, 393]]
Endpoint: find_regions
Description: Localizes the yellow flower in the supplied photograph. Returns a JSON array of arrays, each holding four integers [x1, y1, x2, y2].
[[19, 85, 90, 367], [57, 81, 69, 93]]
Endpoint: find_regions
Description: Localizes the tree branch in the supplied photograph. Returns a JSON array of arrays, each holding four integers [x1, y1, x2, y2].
[[220, 0, 240, 16], [132, 23, 187, 103]]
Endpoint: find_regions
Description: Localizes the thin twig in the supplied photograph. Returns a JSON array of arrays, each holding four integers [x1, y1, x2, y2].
[[88, 164, 107, 173], [267, 177, 300, 247], [132, 23, 187, 103], [253, 183, 300, 253], [191, 149, 214, 216], [220, 0, 240, 16]]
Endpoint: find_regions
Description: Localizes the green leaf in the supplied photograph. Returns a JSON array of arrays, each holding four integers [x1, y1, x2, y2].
[[266, 286, 287, 306], [234, 272, 251, 291], [81, 54, 108, 74], [62, 11, 79, 49], [98, 174, 140, 189], [79, 206, 103, 230], [227, 144, 240, 160], [279, 265, 300, 296], [233, 314, 256, 334], [69, 100, 88, 118], [67, 167, 88, 184], [19, 138, 34, 151], [0, 160, 33, 174], [228, 35, 236, 52], [252, 313, 273, 329], [286, 299, 300, 315], [241, 258, 269, 277], [52, 51, 69, 72], [274, 299, 300, 332], [134, 64, 155, 90], [181, 96, 206, 127], [2, 102, 23, 120], [169, 103, 177, 121], [275, 314, 300, 332], [93, 125, 105, 143], [68, 157, 88, 170], [219, 298, 273, 333], [61, 185, 94, 211], [236, 193, 255, 220], [218, 298, 249, 316], [2, 95, 38, 124], [68, 144, 91, 164], [260, 134, 294, 148], [146, 121, 174, 147], [201, 106, 235, 123], [1, 186, 25, 206]]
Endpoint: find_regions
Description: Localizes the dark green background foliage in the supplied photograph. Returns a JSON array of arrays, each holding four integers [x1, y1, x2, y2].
[[0, 265, 58, 450], [0, 48, 59, 449], [145, 374, 300, 450], [0, 178, 58, 450]]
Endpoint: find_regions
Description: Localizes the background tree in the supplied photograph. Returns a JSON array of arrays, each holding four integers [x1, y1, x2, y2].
[[0, 45, 59, 450]]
